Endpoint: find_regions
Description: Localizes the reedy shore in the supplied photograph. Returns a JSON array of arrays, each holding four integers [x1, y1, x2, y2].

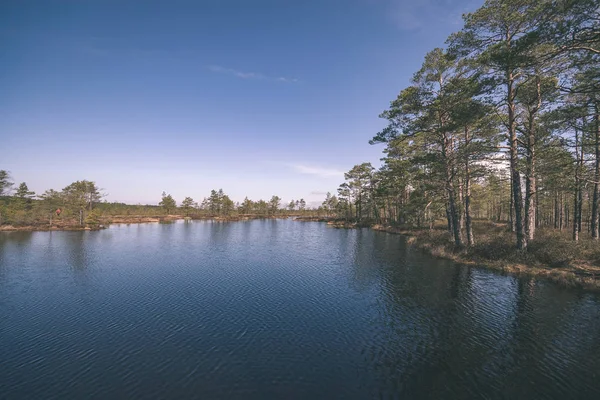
[[0, 214, 292, 232], [296, 217, 600, 292]]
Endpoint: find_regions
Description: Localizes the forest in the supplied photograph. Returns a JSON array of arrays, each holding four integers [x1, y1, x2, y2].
[[321, 0, 599, 250]]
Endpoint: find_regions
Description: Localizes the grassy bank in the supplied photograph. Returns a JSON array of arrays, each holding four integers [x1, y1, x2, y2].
[[321, 219, 600, 291], [0, 224, 107, 232], [0, 215, 179, 231], [0, 214, 291, 231]]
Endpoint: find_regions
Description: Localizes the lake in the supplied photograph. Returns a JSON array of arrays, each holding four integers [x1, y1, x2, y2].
[[1, 219, 599, 399]]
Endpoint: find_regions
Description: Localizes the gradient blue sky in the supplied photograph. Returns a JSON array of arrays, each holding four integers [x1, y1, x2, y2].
[[1, 0, 480, 205]]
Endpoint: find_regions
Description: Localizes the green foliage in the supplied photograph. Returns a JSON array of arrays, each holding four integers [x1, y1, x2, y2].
[[84, 209, 102, 226], [39, 189, 63, 225], [204, 189, 236, 216], [268, 196, 281, 215], [15, 182, 35, 199], [255, 199, 269, 215], [159, 192, 177, 214], [0, 170, 13, 196], [287, 200, 296, 211], [322, 192, 338, 216], [240, 197, 254, 214], [181, 196, 195, 216], [14, 182, 36, 211], [63, 180, 102, 211], [221, 195, 235, 216]]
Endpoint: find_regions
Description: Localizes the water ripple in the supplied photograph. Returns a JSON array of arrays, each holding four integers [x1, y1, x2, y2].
[[1, 221, 600, 399]]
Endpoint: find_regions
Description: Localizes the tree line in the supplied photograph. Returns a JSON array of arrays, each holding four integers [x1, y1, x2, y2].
[[0, 170, 317, 227], [320, 0, 599, 249], [0, 171, 106, 227], [160, 190, 309, 217]]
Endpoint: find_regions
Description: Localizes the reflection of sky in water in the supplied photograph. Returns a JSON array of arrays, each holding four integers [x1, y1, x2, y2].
[[1, 221, 600, 399]]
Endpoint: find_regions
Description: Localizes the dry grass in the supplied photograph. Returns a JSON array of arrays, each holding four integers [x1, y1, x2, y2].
[[1, 213, 296, 231], [371, 221, 600, 292]]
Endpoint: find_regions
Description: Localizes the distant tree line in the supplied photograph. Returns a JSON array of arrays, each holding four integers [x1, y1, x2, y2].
[[0, 170, 104, 227], [0, 170, 318, 227], [320, 0, 600, 248], [158, 189, 312, 218]]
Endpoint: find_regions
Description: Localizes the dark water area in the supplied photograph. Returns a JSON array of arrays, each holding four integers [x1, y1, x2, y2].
[[1, 219, 599, 399]]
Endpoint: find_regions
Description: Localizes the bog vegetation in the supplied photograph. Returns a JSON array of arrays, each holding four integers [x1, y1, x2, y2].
[[0, 171, 314, 228]]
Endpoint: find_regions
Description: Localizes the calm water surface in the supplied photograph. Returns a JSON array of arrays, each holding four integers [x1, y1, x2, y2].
[[1, 220, 599, 399]]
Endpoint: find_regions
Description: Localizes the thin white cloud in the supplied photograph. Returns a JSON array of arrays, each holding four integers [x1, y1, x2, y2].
[[208, 65, 298, 83], [289, 164, 345, 178]]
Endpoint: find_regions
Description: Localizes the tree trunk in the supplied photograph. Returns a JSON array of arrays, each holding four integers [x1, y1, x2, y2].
[[458, 176, 465, 232], [497, 198, 502, 222], [559, 192, 564, 230], [443, 134, 463, 247], [446, 203, 453, 234], [573, 186, 580, 241], [464, 126, 474, 246], [524, 165, 536, 241], [592, 103, 600, 239], [573, 186, 581, 240], [347, 198, 351, 222], [509, 177, 516, 232], [524, 77, 542, 241], [507, 72, 526, 249]]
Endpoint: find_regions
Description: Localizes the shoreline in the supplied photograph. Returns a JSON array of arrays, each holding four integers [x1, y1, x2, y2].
[[0, 214, 293, 232], [320, 219, 600, 292], [3, 216, 598, 292], [0, 225, 107, 232]]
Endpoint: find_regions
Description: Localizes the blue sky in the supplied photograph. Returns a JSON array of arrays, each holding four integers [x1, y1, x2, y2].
[[1, 0, 480, 206]]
